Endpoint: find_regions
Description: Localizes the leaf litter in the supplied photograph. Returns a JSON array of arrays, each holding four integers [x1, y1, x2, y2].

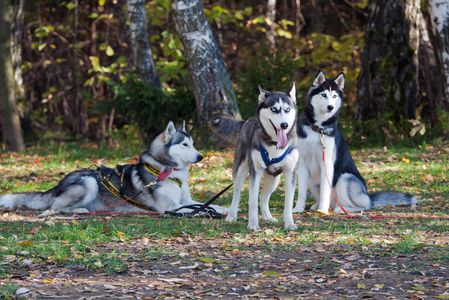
[[1, 143, 449, 298]]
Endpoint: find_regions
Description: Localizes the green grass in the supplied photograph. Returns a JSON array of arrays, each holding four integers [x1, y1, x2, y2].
[[1, 139, 449, 297]]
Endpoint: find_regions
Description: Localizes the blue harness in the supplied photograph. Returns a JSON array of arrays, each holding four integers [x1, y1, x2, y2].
[[259, 143, 292, 166]]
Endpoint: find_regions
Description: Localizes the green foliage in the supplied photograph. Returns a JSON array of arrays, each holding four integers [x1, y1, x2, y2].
[[0, 282, 19, 300], [236, 46, 302, 119], [99, 75, 196, 141]]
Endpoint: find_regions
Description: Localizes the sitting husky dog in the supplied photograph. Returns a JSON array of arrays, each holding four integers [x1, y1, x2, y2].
[[210, 85, 299, 230], [0, 121, 228, 215], [293, 71, 417, 214]]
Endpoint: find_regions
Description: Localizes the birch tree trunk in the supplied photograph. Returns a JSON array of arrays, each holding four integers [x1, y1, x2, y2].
[[418, 2, 448, 126], [267, 0, 276, 50], [427, 0, 449, 108], [171, 0, 240, 131], [0, 0, 25, 151], [356, 0, 419, 131], [127, 0, 161, 89]]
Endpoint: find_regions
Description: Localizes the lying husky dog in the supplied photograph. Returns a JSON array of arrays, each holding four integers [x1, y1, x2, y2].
[[293, 71, 417, 214], [0, 121, 228, 215], [210, 85, 299, 230]]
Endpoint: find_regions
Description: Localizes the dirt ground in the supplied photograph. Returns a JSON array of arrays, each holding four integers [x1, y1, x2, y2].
[[3, 224, 449, 300]]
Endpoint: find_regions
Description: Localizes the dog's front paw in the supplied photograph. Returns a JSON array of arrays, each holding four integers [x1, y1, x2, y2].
[[265, 216, 278, 223], [317, 209, 329, 215], [292, 206, 305, 213], [261, 211, 278, 223], [285, 222, 298, 231], [225, 215, 237, 223], [247, 223, 261, 231]]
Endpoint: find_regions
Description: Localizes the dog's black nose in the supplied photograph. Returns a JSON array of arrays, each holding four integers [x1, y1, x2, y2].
[[280, 122, 288, 130], [197, 154, 203, 162], [327, 105, 334, 111]]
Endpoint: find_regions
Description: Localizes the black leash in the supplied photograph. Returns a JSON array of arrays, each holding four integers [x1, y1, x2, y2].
[[165, 183, 233, 219]]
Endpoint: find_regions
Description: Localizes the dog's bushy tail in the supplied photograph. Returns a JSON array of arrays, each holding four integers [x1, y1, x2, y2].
[[369, 192, 418, 208], [0, 191, 54, 210], [209, 114, 245, 146]]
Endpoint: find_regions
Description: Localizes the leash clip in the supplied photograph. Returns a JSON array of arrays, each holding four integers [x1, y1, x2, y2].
[[144, 180, 158, 189], [320, 133, 326, 150]]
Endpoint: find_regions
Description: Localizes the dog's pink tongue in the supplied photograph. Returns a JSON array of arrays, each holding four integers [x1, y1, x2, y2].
[[276, 129, 288, 147]]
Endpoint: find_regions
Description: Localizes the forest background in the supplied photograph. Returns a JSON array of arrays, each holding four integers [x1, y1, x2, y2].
[[1, 0, 448, 150]]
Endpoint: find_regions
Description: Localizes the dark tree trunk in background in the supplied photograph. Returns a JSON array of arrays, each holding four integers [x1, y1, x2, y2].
[[356, 0, 419, 130], [127, 0, 161, 89], [171, 0, 241, 132], [69, 0, 89, 135], [0, 0, 25, 151]]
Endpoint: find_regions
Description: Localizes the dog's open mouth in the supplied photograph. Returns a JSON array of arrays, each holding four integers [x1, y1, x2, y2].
[[270, 120, 288, 147]]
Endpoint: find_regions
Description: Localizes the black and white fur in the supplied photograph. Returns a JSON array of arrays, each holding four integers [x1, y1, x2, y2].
[[0, 121, 228, 215], [210, 85, 299, 230], [293, 71, 417, 214]]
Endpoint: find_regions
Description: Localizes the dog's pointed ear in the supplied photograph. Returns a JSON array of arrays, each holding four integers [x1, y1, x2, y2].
[[288, 83, 296, 104], [334, 72, 345, 91], [178, 120, 186, 132], [258, 85, 268, 103], [164, 121, 176, 142], [313, 71, 326, 87]]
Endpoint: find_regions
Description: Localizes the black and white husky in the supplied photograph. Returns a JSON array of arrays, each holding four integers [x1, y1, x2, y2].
[[293, 71, 417, 214], [210, 85, 299, 230], [0, 121, 228, 215]]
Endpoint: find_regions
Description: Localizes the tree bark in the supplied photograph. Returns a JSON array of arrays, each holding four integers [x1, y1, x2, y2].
[[0, 0, 25, 151], [267, 0, 276, 50], [171, 0, 241, 130], [127, 0, 161, 89], [70, 0, 89, 135], [418, 2, 448, 126], [426, 0, 449, 109], [356, 0, 419, 128]]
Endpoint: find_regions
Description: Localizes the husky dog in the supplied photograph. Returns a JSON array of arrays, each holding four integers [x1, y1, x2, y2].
[[293, 71, 417, 214], [210, 85, 299, 230], [0, 121, 228, 215]]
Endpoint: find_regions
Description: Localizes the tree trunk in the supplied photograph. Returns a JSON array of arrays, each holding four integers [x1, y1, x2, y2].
[[0, 0, 25, 151], [356, 0, 420, 130], [267, 0, 276, 50], [127, 0, 161, 89], [70, 0, 88, 135], [426, 0, 449, 110], [418, 2, 448, 126], [171, 0, 241, 132]]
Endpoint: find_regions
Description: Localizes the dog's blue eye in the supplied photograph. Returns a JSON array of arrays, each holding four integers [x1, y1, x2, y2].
[[333, 94, 337, 98], [285, 107, 291, 113], [271, 107, 278, 113], [321, 93, 327, 98]]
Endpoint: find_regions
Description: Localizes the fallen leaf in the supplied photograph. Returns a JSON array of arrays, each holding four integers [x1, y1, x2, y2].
[[15, 288, 30, 295], [158, 278, 189, 283], [179, 262, 199, 269], [263, 271, 280, 277], [199, 257, 216, 263]]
